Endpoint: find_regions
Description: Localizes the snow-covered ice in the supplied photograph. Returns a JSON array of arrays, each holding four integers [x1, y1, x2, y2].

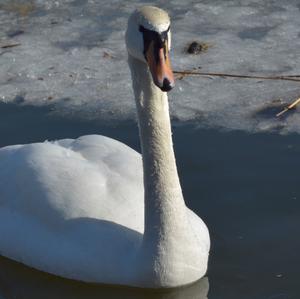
[[0, 0, 300, 133]]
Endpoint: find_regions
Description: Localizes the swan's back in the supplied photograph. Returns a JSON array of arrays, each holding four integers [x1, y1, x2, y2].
[[0, 135, 145, 283], [0, 135, 144, 230]]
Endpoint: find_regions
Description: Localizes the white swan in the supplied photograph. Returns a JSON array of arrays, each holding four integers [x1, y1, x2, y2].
[[0, 6, 209, 288]]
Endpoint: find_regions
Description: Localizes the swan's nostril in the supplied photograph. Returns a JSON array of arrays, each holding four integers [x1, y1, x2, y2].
[[160, 78, 174, 92]]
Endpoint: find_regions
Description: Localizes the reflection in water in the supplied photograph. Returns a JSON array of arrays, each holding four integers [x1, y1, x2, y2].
[[0, 255, 209, 299]]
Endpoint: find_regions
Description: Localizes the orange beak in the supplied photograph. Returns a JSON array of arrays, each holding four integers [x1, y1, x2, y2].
[[145, 40, 175, 92]]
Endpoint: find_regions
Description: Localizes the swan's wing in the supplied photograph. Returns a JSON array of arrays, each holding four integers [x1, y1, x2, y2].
[[0, 135, 144, 231], [0, 135, 145, 282]]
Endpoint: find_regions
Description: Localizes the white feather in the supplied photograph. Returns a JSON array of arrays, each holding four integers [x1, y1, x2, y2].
[[0, 6, 209, 288]]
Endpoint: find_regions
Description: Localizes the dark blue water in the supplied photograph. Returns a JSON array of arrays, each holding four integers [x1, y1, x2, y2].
[[0, 102, 299, 299]]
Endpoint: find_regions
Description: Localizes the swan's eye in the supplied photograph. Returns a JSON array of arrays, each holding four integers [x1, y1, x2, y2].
[[139, 25, 170, 62], [160, 26, 169, 42]]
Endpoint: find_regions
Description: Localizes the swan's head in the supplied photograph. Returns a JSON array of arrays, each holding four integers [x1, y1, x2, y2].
[[126, 6, 174, 92]]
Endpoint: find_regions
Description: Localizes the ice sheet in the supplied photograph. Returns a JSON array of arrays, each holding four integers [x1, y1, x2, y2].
[[0, 0, 300, 133]]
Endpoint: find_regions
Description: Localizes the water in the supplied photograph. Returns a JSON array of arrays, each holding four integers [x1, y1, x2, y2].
[[1, 0, 300, 298], [0, 253, 209, 299], [0, 104, 299, 298]]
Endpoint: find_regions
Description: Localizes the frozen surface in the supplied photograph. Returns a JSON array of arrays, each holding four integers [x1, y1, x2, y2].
[[0, 0, 300, 133]]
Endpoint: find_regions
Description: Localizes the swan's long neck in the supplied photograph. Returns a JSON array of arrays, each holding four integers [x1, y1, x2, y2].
[[128, 55, 191, 282]]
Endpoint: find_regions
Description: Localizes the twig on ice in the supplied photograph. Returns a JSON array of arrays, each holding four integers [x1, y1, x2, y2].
[[173, 70, 300, 82], [0, 42, 21, 49], [276, 98, 300, 117]]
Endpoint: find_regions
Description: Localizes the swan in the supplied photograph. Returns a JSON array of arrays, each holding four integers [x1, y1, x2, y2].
[[0, 6, 209, 288]]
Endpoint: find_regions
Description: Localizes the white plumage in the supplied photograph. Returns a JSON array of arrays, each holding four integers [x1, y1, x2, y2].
[[0, 6, 209, 288]]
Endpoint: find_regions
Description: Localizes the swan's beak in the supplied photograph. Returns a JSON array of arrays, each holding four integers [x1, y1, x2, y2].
[[145, 40, 175, 92]]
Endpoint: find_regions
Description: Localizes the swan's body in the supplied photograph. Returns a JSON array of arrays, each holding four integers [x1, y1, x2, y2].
[[0, 6, 209, 288]]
